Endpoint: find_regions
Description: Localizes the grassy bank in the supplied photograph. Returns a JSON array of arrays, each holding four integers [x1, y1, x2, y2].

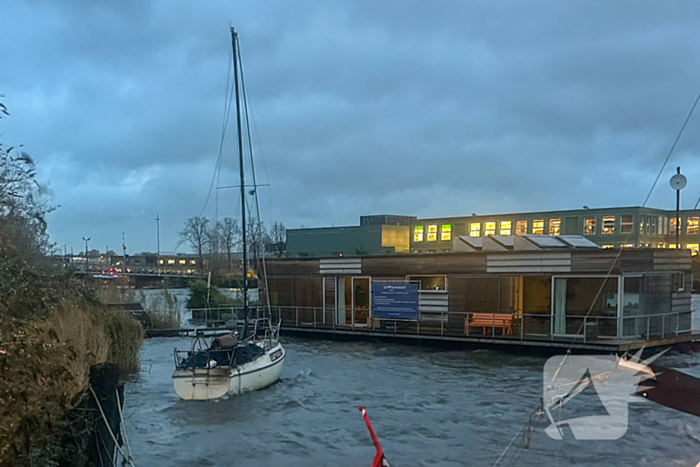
[[0, 260, 144, 466]]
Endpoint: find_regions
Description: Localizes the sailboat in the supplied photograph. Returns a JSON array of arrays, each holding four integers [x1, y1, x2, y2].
[[172, 27, 285, 400]]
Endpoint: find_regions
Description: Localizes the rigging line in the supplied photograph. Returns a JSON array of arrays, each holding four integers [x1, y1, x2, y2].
[[492, 422, 526, 466], [560, 88, 700, 350], [238, 39, 273, 314], [642, 90, 700, 208], [497, 89, 700, 467], [236, 45, 274, 228], [198, 49, 235, 219]]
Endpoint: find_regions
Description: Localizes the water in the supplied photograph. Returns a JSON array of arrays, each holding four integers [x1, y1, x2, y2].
[[124, 332, 700, 466]]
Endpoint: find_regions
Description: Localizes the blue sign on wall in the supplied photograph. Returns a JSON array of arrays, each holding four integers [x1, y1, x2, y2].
[[372, 282, 419, 320]]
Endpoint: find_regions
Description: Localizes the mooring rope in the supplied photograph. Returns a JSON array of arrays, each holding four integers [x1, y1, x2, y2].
[[115, 388, 134, 463], [89, 386, 137, 467]]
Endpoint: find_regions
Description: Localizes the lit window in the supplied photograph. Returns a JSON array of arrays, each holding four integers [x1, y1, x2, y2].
[[686, 244, 699, 256], [441, 225, 452, 241], [167, 259, 175, 264], [485, 222, 496, 235], [500, 221, 512, 236], [622, 243, 635, 248], [687, 217, 699, 235], [516, 220, 527, 235], [427, 225, 437, 242], [601, 244, 614, 249], [548, 218, 561, 236], [414, 226, 424, 242], [179, 259, 186, 265], [584, 217, 596, 235], [190, 260, 196, 264], [621, 215, 634, 234], [639, 215, 645, 234], [532, 220, 544, 235], [669, 244, 678, 249], [602, 215, 615, 234], [159, 259, 164, 264], [469, 223, 481, 237], [670, 218, 680, 235]]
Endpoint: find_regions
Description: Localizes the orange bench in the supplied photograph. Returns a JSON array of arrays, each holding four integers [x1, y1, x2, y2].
[[465, 313, 514, 335]]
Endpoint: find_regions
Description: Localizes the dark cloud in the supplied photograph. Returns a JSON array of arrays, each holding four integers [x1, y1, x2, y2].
[[2, 0, 700, 253]]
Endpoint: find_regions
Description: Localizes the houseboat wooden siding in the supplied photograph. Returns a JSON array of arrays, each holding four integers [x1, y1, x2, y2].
[[264, 249, 691, 280], [262, 249, 693, 341]]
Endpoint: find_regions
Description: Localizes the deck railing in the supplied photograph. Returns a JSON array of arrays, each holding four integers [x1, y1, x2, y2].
[[261, 306, 692, 344]]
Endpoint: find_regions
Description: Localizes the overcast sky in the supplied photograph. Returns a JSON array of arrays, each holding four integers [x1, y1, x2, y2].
[[2, 1, 700, 254]]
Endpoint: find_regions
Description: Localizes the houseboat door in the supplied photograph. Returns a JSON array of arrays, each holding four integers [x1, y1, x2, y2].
[[553, 277, 567, 335], [352, 277, 371, 326], [335, 277, 371, 326]]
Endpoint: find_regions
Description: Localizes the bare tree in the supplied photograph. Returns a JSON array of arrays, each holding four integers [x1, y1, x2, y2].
[[268, 221, 286, 257], [178, 217, 210, 269], [217, 217, 240, 271], [247, 218, 270, 267], [0, 99, 54, 261]]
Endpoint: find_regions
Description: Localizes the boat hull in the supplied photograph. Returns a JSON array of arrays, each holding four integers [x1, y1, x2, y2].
[[172, 343, 285, 400]]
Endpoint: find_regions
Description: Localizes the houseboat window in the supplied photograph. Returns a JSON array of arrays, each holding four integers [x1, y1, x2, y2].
[[622, 276, 642, 338], [427, 225, 437, 241], [485, 222, 496, 235], [516, 220, 527, 234], [532, 220, 544, 235], [670, 218, 680, 235], [584, 217, 596, 235], [414, 226, 424, 242], [621, 215, 634, 233], [407, 275, 446, 291], [602, 215, 615, 234], [441, 225, 452, 241], [672, 272, 685, 292], [500, 221, 512, 236], [469, 222, 481, 237], [686, 244, 699, 256], [553, 277, 618, 336], [549, 218, 561, 236], [601, 244, 614, 249], [687, 217, 699, 235]]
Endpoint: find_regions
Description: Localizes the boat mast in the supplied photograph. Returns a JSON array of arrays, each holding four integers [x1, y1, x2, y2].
[[231, 27, 249, 338]]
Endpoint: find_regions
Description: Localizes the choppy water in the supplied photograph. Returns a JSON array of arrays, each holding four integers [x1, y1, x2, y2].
[[124, 332, 700, 467]]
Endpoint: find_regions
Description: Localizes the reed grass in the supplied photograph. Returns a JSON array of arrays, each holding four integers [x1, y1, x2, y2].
[[0, 271, 145, 466]]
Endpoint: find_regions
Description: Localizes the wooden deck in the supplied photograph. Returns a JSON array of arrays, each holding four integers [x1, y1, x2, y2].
[[278, 324, 700, 354]]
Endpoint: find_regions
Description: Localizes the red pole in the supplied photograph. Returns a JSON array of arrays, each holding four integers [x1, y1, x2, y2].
[[358, 406, 389, 467]]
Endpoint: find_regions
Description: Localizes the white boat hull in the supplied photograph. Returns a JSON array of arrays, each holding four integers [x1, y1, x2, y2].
[[172, 342, 285, 400]]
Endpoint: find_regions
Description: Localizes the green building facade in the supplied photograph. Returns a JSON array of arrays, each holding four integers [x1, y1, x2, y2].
[[287, 207, 700, 258]]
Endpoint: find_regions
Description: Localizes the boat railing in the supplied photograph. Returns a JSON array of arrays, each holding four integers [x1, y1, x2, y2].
[[267, 305, 693, 344]]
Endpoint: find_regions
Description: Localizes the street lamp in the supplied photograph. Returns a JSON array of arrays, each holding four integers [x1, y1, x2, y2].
[[670, 167, 687, 249], [82, 237, 91, 273]]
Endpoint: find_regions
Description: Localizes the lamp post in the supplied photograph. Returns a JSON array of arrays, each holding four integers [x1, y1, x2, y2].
[[670, 167, 687, 249], [82, 237, 91, 273]]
